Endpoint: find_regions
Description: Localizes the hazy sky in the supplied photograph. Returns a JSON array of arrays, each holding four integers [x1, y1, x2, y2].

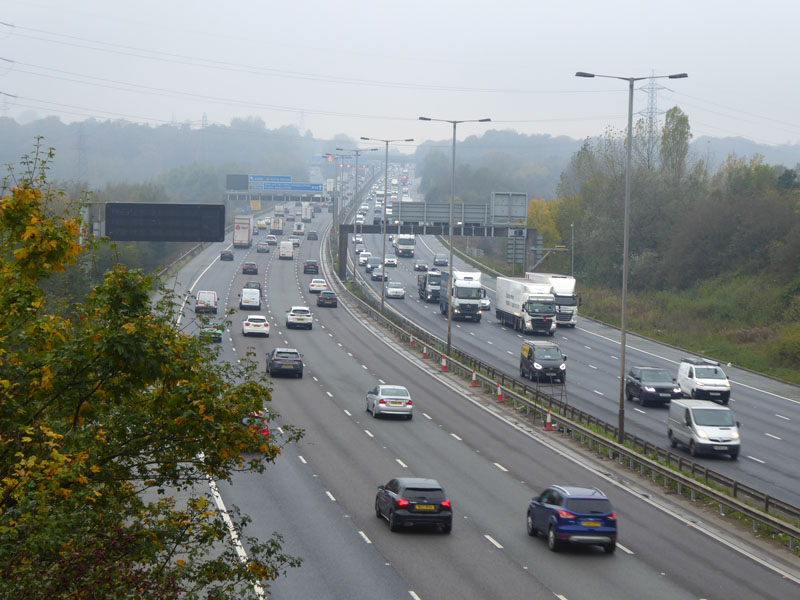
[[2, 0, 798, 153]]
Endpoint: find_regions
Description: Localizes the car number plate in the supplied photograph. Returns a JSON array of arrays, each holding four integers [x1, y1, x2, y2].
[[282, 365, 294, 369], [415, 505, 435, 511], [713, 445, 727, 451], [390, 401, 403, 406], [659, 393, 671, 397], [582, 520, 601, 527], [710, 392, 720, 396]]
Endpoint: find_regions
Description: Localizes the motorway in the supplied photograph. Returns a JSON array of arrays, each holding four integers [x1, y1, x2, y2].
[[167, 201, 800, 599], [353, 180, 800, 506]]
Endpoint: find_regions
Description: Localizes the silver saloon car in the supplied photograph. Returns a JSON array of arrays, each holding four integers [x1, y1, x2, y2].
[[366, 384, 413, 419]]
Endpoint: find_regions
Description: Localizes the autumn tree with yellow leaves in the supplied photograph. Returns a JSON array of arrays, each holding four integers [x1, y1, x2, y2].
[[0, 145, 301, 598]]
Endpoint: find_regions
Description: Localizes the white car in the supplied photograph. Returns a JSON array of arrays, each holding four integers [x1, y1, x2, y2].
[[384, 254, 398, 267], [358, 251, 372, 266], [366, 384, 413, 419], [286, 306, 313, 330], [480, 298, 491, 311], [242, 315, 270, 337], [289, 236, 301, 247], [385, 281, 406, 299], [355, 234, 364, 244], [308, 279, 328, 294]]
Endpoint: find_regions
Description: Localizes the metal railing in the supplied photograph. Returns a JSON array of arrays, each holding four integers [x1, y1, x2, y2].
[[323, 231, 800, 552]]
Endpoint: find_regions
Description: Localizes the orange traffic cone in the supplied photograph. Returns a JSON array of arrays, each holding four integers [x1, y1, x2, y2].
[[471, 370, 478, 387], [441, 355, 448, 372], [496, 383, 504, 402], [545, 409, 554, 431], [422, 345, 429, 359]]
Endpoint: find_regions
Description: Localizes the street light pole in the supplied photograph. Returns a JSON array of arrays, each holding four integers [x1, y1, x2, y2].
[[419, 116, 491, 355], [570, 222, 574, 276], [576, 70, 687, 443], [336, 146, 377, 281], [361, 136, 414, 313]]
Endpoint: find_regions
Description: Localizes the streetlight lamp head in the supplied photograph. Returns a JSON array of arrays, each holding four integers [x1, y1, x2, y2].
[[575, 71, 595, 78], [404, 138, 415, 142], [360, 136, 369, 141], [669, 73, 689, 79], [478, 118, 492, 123], [418, 116, 431, 121]]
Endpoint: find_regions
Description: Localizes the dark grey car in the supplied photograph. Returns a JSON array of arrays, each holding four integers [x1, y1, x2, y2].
[[625, 366, 682, 406], [375, 478, 452, 533]]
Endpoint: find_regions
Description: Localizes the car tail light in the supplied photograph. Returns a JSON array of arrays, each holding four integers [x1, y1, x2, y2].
[[440, 499, 451, 509], [556, 509, 576, 519], [406, 400, 413, 405], [396, 498, 409, 508], [378, 398, 386, 405], [607, 512, 617, 521], [244, 321, 250, 326]]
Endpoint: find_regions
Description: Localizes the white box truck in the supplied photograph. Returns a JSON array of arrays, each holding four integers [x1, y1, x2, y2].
[[525, 273, 579, 327], [439, 270, 485, 322], [301, 204, 313, 223], [495, 277, 557, 335], [233, 215, 253, 248]]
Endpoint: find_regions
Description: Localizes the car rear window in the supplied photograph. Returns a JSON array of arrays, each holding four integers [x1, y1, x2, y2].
[[293, 308, 310, 315], [404, 488, 445, 502], [248, 317, 266, 323], [276, 351, 299, 359], [565, 498, 613, 514], [381, 387, 409, 397]]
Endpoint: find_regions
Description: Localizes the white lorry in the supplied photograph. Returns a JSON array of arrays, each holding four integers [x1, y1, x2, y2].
[[495, 277, 557, 335], [392, 234, 416, 257], [301, 203, 313, 223], [233, 215, 253, 248], [525, 273, 578, 327], [439, 270, 485, 322]]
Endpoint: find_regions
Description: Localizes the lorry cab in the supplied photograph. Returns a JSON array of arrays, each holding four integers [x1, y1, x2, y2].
[[293, 222, 305, 236], [668, 399, 740, 459]]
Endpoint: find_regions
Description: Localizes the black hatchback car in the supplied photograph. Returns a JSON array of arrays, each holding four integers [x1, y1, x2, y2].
[[267, 347, 304, 378], [520, 341, 567, 383], [242, 262, 258, 274], [307, 231, 319, 240], [303, 260, 319, 274], [317, 290, 338, 307], [625, 366, 682, 406], [375, 477, 452, 533], [220, 250, 234, 261]]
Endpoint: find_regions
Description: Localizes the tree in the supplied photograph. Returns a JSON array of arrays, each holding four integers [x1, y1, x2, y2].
[[0, 145, 302, 599], [660, 107, 691, 179]]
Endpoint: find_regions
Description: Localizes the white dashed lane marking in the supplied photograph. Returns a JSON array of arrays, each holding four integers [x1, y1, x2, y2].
[[325, 491, 336, 502]]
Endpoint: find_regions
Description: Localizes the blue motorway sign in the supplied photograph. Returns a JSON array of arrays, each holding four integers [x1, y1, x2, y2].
[[250, 182, 323, 192], [249, 175, 292, 183]]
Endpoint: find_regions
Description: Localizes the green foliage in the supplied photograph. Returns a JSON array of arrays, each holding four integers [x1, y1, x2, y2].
[[0, 145, 302, 598]]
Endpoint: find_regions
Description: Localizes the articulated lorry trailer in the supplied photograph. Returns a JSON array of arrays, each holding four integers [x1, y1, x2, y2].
[[495, 277, 557, 335], [233, 215, 253, 248], [525, 273, 578, 327]]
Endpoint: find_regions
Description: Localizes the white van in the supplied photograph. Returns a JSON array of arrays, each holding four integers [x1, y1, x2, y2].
[[293, 222, 305, 236], [668, 399, 740, 459], [239, 288, 261, 311], [279, 241, 294, 260], [677, 358, 731, 404], [195, 290, 218, 314]]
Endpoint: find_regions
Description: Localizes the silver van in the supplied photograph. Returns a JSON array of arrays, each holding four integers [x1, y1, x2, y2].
[[668, 399, 740, 459], [239, 288, 261, 311]]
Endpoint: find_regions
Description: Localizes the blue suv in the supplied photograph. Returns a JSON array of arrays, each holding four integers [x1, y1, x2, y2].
[[527, 485, 617, 553]]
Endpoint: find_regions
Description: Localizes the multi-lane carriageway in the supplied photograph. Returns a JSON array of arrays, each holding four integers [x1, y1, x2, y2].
[[166, 206, 800, 600]]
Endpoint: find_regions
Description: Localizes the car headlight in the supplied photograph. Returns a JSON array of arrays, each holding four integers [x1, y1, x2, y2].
[[697, 431, 709, 439], [559, 364, 566, 371], [697, 381, 705, 387], [644, 386, 656, 392], [477, 310, 482, 315], [672, 387, 681, 394], [731, 431, 740, 440], [533, 362, 543, 370]]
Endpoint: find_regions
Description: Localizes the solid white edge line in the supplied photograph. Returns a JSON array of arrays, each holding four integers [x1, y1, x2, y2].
[[327, 238, 800, 585]]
